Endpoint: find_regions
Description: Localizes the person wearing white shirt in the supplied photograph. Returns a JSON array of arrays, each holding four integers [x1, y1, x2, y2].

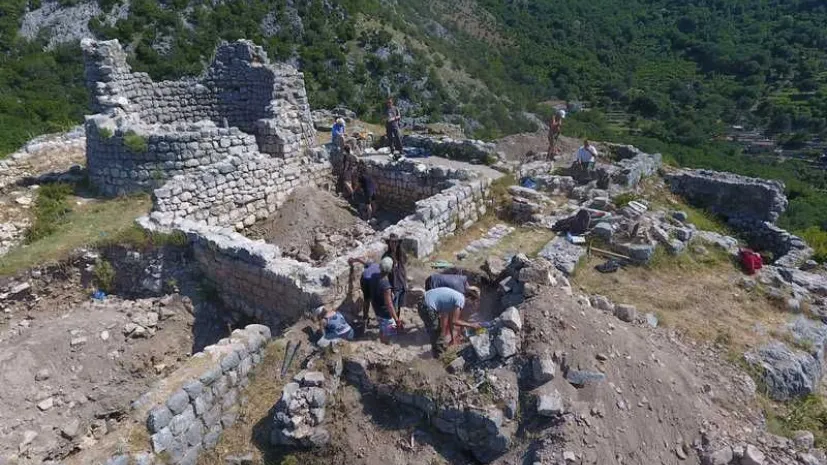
[[575, 139, 598, 170]]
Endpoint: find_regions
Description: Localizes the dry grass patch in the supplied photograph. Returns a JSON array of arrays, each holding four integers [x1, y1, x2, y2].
[[573, 245, 785, 352], [0, 194, 151, 276], [200, 340, 289, 465]]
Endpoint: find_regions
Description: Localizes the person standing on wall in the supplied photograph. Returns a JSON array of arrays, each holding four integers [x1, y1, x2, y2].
[[383, 233, 408, 314], [332, 117, 346, 149], [385, 98, 404, 157], [547, 109, 565, 160]]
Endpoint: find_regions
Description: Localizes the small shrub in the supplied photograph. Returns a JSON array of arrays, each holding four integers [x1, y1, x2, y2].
[[612, 192, 640, 208], [281, 456, 300, 465], [123, 131, 148, 153], [25, 183, 74, 243], [98, 126, 113, 139], [93, 258, 116, 293], [765, 395, 827, 447]]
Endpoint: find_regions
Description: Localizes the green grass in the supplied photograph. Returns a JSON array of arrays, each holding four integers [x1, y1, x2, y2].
[[25, 183, 74, 243], [799, 226, 827, 263], [764, 395, 827, 447], [123, 131, 148, 153], [684, 206, 732, 235], [0, 195, 152, 276]]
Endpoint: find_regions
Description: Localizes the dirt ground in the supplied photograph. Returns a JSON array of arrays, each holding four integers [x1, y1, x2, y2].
[[0, 293, 195, 464], [495, 131, 581, 162], [514, 285, 763, 465], [246, 187, 378, 262]]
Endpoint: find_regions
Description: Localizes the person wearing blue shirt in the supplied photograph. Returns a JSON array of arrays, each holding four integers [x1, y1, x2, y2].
[[313, 305, 354, 348], [417, 286, 480, 356], [332, 118, 346, 148]]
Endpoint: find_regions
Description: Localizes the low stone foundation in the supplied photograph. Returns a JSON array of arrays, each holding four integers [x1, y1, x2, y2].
[[94, 324, 271, 465], [403, 134, 501, 164]]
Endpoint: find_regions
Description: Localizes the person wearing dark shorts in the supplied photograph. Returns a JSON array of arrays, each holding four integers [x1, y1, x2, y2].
[[349, 257, 381, 323], [385, 98, 403, 156], [417, 287, 480, 357], [371, 257, 402, 343], [358, 173, 377, 220]]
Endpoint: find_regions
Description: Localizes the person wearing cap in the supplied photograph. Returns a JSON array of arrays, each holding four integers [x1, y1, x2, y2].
[[418, 286, 481, 356], [425, 273, 480, 297], [383, 233, 408, 312], [313, 305, 354, 348], [372, 256, 402, 343], [332, 118, 346, 149]]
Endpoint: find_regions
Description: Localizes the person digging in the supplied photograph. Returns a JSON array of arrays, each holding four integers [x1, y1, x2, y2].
[[348, 256, 381, 325], [417, 286, 481, 357], [372, 256, 403, 344], [312, 305, 354, 349], [425, 272, 479, 296]]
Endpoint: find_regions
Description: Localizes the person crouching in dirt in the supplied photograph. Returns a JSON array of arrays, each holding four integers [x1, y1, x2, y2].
[[574, 139, 598, 172], [425, 272, 480, 298], [417, 287, 481, 357], [356, 172, 378, 221], [373, 257, 403, 344], [383, 233, 408, 313], [340, 146, 357, 198], [313, 305, 354, 348]]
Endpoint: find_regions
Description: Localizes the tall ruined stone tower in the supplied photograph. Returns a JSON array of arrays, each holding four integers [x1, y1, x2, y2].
[[81, 38, 317, 196]]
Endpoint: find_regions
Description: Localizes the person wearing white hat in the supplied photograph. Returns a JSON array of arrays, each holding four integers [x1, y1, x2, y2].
[[313, 304, 354, 348], [372, 256, 403, 343], [547, 109, 564, 160], [332, 117, 346, 149]]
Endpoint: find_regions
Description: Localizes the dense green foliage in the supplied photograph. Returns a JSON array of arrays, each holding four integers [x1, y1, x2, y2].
[[2, 0, 827, 239], [0, 24, 87, 155]]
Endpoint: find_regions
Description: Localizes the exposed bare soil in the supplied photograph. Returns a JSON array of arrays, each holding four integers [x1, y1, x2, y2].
[[246, 187, 376, 262]]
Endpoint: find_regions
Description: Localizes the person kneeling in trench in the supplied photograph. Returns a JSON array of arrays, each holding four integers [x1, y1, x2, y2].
[[313, 305, 354, 348], [417, 286, 480, 357]]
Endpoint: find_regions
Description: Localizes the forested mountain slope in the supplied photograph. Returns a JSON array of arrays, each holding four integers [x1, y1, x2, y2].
[[2, 0, 827, 234]]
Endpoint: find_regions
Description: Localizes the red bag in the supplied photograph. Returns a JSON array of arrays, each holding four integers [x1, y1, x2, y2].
[[740, 249, 763, 275]]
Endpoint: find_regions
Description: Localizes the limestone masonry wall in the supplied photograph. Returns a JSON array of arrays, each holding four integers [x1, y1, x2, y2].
[[140, 160, 491, 329], [141, 324, 271, 465], [81, 38, 316, 196], [666, 169, 788, 223], [153, 153, 331, 229], [665, 169, 812, 264]]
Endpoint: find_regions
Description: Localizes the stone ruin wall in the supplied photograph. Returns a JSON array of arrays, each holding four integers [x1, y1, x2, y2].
[[81, 38, 316, 196], [91, 324, 272, 465], [141, 159, 492, 332], [151, 153, 332, 230], [666, 169, 813, 265]]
